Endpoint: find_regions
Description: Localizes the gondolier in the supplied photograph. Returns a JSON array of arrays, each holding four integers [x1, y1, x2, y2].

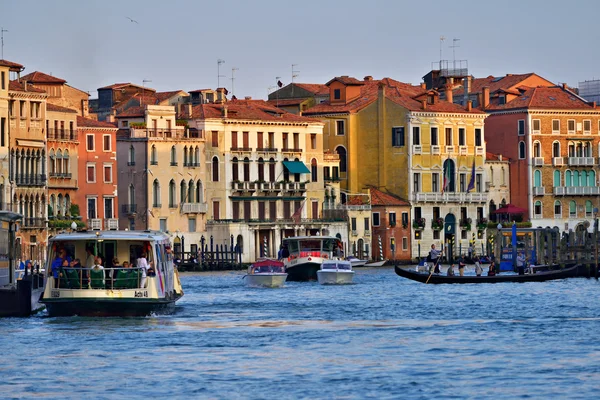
[[429, 244, 441, 264]]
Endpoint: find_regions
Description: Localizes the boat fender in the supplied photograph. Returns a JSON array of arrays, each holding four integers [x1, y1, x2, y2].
[[308, 257, 312, 261]]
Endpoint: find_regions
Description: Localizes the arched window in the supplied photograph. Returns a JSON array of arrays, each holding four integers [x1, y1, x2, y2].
[[151, 145, 157, 165], [129, 145, 135, 164], [195, 147, 200, 166], [581, 171, 588, 187], [534, 170, 541, 187], [56, 149, 63, 174], [568, 142, 575, 157], [584, 142, 592, 157], [243, 157, 250, 182], [586, 200, 593, 217], [257, 158, 265, 182], [49, 149, 55, 175], [311, 158, 318, 182], [183, 146, 188, 166], [554, 200, 561, 217], [63, 150, 69, 174], [169, 179, 176, 207], [553, 170, 561, 187], [129, 184, 135, 206], [534, 200, 542, 217], [49, 194, 56, 216], [565, 170, 572, 187], [573, 170, 580, 187], [196, 180, 203, 203], [283, 158, 290, 182], [293, 157, 301, 182], [188, 179, 195, 203], [552, 141, 560, 158], [57, 194, 63, 216], [153, 179, 160, 207], [336, 146, 347, 173], [232, 157, 239, 181], [518, 141, 526, 159], [212, 157, 219, 182], [180, 180, 187, 204], [533, 141, 541, 158], [489, 166, 494, 184], [170, 146, 177, 165], [589, 170, 596, 186], [442, 158, 456, 192], [489, 200, 496, 222], [269, 158, 276, 182], [569, 200, 577, 218]]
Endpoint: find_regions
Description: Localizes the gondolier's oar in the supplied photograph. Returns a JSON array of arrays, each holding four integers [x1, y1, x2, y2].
[[425, 258, 441, 284]]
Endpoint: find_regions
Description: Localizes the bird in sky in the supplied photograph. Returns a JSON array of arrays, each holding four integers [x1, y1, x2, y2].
[[125, 16, 138, 24]]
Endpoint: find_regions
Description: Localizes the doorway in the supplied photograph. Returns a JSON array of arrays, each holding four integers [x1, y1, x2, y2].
[[444, 213, 456, 263]]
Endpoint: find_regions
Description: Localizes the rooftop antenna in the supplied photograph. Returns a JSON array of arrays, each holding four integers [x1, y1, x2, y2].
[[231, 67, 239, 98], [450, 38, 460, 67], [439, 36, 445, 70], [217, 59, 225, 88], [291, 64, 299, 96], [1, 27, 8, 60], [142, 79, 152, 106], [275, 76, 281, 108], [267, 85, 275, 99]]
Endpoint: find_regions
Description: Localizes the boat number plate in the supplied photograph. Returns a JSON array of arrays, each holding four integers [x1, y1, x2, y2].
[[51, 290, 60, 298], [134, 290, 149, 298]]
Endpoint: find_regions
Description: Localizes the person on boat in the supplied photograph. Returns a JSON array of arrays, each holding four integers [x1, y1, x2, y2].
[[429, 244, 441, 265], [51, 248, 69, 288], [277, 245, 284, 261], [447, 264, 455, 276], [474, 256, 483, 277], [458, 256, 466, 277], [516, 252, 526, 275], [137, 252, 151, 288], [488, 262, 496, 276], [122, 261, 131, 268]]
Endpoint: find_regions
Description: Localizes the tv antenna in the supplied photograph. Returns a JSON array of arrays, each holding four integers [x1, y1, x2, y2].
[[217, 59, 225, 88], [450, 38, 460, 63], [439, 36, 445, 69], [231, 67, 239, 97], [1, 27, 8, 60], [291, 64, 299, 96]]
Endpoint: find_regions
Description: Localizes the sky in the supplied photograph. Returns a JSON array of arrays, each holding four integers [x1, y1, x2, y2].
[[2, 0, 600, 100]]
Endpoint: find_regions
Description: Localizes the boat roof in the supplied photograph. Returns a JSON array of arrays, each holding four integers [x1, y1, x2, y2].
[[49, 230, 171, 242], [282, 236, 339, 241], [323, 259, 351, 264], [252, 259, 284, 267]]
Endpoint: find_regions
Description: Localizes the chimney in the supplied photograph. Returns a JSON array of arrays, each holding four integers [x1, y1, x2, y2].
[[23, 80, 27, 91], [81, 99, 89, 117], [466, 100, 472, 112], [463, 76, 471, 106], [482, 86, 490, 108], [562, 82, 568, 90], [186, 103, 192, 117], [222, 105, 228, 118], [421, 99, 427, 110], [364, 76, 373, 81], [590, 101, 597, 109], [245, 96, 252, 100], [499, 154, 503, 161], [445, 85, 453, 103], [420, 82, 426, 90]]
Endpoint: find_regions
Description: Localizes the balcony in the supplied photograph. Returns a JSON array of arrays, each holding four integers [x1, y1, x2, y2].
[[350, 230, 358, 236], [47, 129, 78, 141], [121, 204, 137, 214], [181, 203, 208, 214], [324, 176, 341, 182], [104, 218, 119, 230], [364, 230, 371, 236], [568, 157, 595, 166], [533, 186, 545, 195], [414, 192, 488, 203], [554, 186, 600, 195], [281, 148, 303, 155], [129, 127, 187, 140], [22, 217, 46, 228], [475, 146, 484, 156], [459, 146, 468, 155], [323, 203, 370, 211], [256, 147, 278, 153], [89, 218, 102, 230], [431, 145, 441, 155], [445, 145, 455, 154], [412, 145, 422, 155], [533, 157, 544, 166], [553, 157, 564, 166], [15, 174, 47, 187], [49, 172, 72, 179], [230, 147, 252, 153]]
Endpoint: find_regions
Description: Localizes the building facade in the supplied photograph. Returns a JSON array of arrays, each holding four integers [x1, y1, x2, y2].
[[485, 152, 511, 222], [369, 188, 412, 262]]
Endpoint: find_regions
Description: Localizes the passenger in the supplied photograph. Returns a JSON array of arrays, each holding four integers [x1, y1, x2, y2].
[[138, 252, 149, 288], [25, 260, 33, 276], [85, 247, 95, 269], [51, 249, 67, 288], [447, 264, 455, 277], [516, 252, 526, 275], [488, 262, 496, 276], [474, 256, 483, 277], [458, 256, 466, 277], [122, 261, 130, 268]]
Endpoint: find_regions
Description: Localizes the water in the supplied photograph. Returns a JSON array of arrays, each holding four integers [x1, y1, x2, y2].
[[2, 267, 600, 399]]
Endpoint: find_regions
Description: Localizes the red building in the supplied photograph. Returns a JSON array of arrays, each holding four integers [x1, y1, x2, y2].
[[369, 188, 412, 262]]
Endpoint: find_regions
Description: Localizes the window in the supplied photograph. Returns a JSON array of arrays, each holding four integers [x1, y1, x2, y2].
[[269, 201, 276, 221], [87, 197, 97, 219], [552, 200, 561, 217], [460, 173, 466, 192], [151, 145, 157, 165], [518, 120, 525, 135], [311, 134, 317, 149], [351, 217, 357, 231], [212, 157, 219, 182], [568, 120, 575, 133], [458, 128, 466, 146], [569, 200, 576, 218], [86, 134, 94, 151], [169, 180, 176, 207], [402, 237, 408, 251], [372, 212, 380, 226], [336, 120, 345, 136], [533, 201, 542, 217], [534, 170, 541, 187], [122, 120, 129, 128], [533, 119, 541, 133], [293, 132, 299, 149], [432, 173, 439, 192], [86, 164, 96, 183], [211, 131, 219, 147], [533, 141, 541, 157], [103, 165, 112, 183], [188, 218, 196, 232], [584, 120, 591, 134], [152, 179, 161, 207], [103, 135, 111, 151], [445, 127, 452, 145], [334, 89, 341, 100], [159, 218, 167, 232], [476, 174, 482, 192], [431, 127, 438, 146], [336, 146, 347, 173], [311, 158, 318, 182], [0, 71, 4, 90], [552, 119, 560, 134], [389, 212, 396, 227], [243, 157, 250, 182], [268, 132, 275, 148], [364, 217, 370, 231], [413, 173, 420, 192], [104, 197, 114, 219], [243, 131, 250, 148], [475, 128, 482, 146], [170, 146, 177, 165], [402, 212, 408, 227], [1, 117, 5, 147], [412, 127, 420, 145], [553, 170, 561, 187], [128, 145, 135, 165], [586, 200, 593, 217], [232, 157, 239, 181], [553, 141, 560, 157], [518, 141, 526, 159], [392, 127, 405, 147]]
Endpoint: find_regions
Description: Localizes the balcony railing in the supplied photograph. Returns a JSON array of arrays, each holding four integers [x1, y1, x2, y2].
[[129, 127, 187, 140], [89, 218, 101, 230], [459, 146, 468, 155], [414, 192, 488, 203], [281, 148, 303, 153], [104, 218, 118, 230], [22, 217, 46, 228], [533, 157, 544, 166], [49, 172, 72, 179], [181, 203, 208, 214], [533, 186, 545, 195], [553, 157, 564, 166], [412, 145, 422, 155], [554, 186, 600, 195], [324, 176, 341, 182], [121, 204, 137, 214], [431, 145, 441, 155], [445, 145, 455, 154], [475, 146, 485, 156], [230, 147, 252, 152], [15, 174, 47, 187], [47, 129, 78, 141], [322, 203, 371, 211], [256, 147, 278, 153], [568, 156, 595, 166]]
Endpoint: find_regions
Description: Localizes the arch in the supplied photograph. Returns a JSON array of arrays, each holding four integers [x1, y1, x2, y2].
[[553, 170, 561, 187], [589, 170, 596, 186], [243, 157, 250, 182], [584, 142, 592, 157], [151, 145, 157, 164], [581, 170, 588, 187], [489, 200, 496, 222], [336, 145, 347, 173], [183, 146, 188, 166], [63, 149, 69, 174], [554, 200, 561, 217], [568, 141, 575, 157], [534, 200, 542, 217], [534, 170, 541, 187], [569, 200, 577, 218], [311, 158, 318, 182], [56, 149, 63, 174], [194, 146, 200, 166], [65, 194, 70, 214], [49, 149, 55, 175], [283, 157, 290, 182], [442, 158, 456, 192], [444, 213, 456, 235], [586, 200, 593, 217], [180, 180, 187, 204], [129, 145, 135, 163], [565, 170, 572, 187], [169, 179, 176, 207], [129, 184, 135, 205], [170, 145, 176, 164], [489, 166, 494, 184], [357, 238, 364, 259], [153, 179, 160, 207], [269, 157, 276, 182], [212, 156, 219, 182], [257, 157, 265, 182], [49, 194, 56, 216], [196, 179, 203, 203], [236, 234, 244, 254], [188, 179, 195, 203], [518, 141, 525, 159], [232, 157, 239, 181], [552, 141, 560, 158], [57, 194, 63, 216], [573, 170, 580, 187], [533, 141, 541, 158]]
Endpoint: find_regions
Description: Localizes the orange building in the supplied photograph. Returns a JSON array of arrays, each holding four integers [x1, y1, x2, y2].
[[369, 188, 411, 262]]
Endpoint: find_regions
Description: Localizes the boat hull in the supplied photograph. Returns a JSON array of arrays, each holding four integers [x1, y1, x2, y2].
[[246, 273, 287, 288], [394, 265, 580, 284], [365, 260, 386, 267], [317, 270, 355, 285], [285, 261, 323, 282], [43, 295, 181, 317], [0, 274, 45, 318]]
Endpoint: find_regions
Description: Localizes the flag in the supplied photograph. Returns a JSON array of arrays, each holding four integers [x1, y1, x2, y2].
[[466, 159, 476, 193], [441, 157, 451, 193], [148, 209, 155, 218], [277, 80, 283, 88], [292, 201, 304, 224]]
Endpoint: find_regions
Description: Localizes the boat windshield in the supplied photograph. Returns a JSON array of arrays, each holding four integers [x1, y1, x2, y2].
[[322, 263, 338, 270], [253, 265, 284, 273]]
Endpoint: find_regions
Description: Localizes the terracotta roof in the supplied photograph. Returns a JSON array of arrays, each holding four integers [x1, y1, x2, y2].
[[179, 99, 322, 123], [116, 106, 145, 118], [21, 71, 66, 84], [77, 116, 117, 128], [98, 82, 156, 92], [47, 103, 77, 113], [326, 76, 365, 86], [266, 98, 308, 107], [486, 152, 509, 161], [486, 86, 596, 111], [189, 89, 214, 93], [8, 80, 46, 93], [0, 59, 24, 70], [346, 195, 370, 206], [155, 90, 186, 103], [304, 77, 483, 115], [453, 73, 554, 96], [369, 188, 410, 206], [294, 83, 329, 96]]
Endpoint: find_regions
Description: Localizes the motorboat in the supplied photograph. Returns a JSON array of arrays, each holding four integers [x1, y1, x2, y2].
[[282, 236, 344, 281], [317, 260, 355, 285], [245, 259, 287, 288], [40, 230, 184, 317], [364, 260, 386, 267], [345, 256, 368, 268]]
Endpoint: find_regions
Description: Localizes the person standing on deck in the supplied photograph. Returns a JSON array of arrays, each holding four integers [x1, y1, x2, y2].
[[458, 255, 466, 277], [517, 252, 526, 275], [474, 256, 483, 277]]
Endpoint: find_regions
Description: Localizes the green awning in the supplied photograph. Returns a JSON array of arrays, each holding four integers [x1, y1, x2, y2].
[[283, 161, 310, 174]]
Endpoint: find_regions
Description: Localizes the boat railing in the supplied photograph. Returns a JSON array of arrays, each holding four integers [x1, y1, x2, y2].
[[52, 266, 148, 290]]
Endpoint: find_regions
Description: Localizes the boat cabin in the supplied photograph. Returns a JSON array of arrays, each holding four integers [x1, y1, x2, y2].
[[249, 259, 285, 274], [322, 260, 352, 270], [282, 236, 343, 261]]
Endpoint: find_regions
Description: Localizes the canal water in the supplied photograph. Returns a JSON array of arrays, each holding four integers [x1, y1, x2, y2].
[[2, 267, 600, 399]]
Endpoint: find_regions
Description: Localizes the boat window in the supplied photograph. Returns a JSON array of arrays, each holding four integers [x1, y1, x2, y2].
[[299, 239, 322, 251], [322, 263, 337, 270], [339, 264, 351, 270], [287, 240, 299, 254]]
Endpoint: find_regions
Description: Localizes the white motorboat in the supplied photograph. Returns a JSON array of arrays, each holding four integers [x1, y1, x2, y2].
[[245, 259, 287, 288], [364, 260, 387, 267], [317, 260, 355, 285], [346, 256, 368, 268], [282, 236, 344, 281]]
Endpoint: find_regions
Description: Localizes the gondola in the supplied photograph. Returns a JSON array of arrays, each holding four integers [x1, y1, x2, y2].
[[394, 265, 580, 284]]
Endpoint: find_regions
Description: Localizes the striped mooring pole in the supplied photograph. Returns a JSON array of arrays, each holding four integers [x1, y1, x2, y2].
[[378, 235, 383, 261], [263, 236, 269, 258]]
